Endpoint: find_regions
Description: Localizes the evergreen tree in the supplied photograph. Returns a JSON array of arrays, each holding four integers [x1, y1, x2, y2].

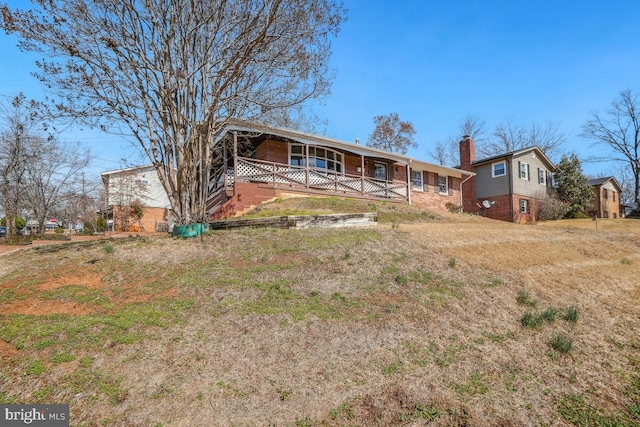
[[553, 154, 593, 218]]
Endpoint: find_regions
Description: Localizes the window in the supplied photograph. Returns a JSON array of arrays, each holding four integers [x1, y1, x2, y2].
[[374, 162, 387, 181], [492, 161, 506, 178], [538, 168, 546, 185], [438, 175, 448, 194], [519, 199, 530, 214], [411, 170, 423, 190], [290, 144, 343, 173], [519, 162, 529, 180], [604, 189, 608, 199], [613, 191, 616, 202]]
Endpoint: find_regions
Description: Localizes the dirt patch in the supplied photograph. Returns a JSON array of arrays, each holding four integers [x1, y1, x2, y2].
[[1, 298, 96, 316], [0, 339, 20, 359]]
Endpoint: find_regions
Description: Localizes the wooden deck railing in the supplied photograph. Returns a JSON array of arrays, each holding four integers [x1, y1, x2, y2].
[[226, 157, 408, 201]]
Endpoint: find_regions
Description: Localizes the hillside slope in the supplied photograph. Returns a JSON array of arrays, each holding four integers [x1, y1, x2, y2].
[[0, 203, 639, 426]]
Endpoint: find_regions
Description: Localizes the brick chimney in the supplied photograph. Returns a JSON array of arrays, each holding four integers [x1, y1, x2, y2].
[[459, 135, 477, 213], [459, 135, 475, 172]]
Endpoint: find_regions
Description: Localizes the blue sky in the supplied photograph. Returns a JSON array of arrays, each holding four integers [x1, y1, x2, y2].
[[2, 0, 640, 178]]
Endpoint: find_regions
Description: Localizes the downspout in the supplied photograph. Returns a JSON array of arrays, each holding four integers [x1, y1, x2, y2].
[[406, 160, 412, 205], [459, 173, 474, 213]]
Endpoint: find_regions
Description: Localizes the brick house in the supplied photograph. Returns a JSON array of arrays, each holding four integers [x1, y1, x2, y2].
[[101, 165, 172, 232], [208, 119, 475, 219], [102, 121, 476, 225], [459, 136, 555, 223], [585, 176, 622, 219]]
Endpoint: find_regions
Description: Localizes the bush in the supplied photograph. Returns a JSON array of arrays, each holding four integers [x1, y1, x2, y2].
[[536, 196, 569, 221], [563, 306, 579, 323], [541, 307, 559, 322], [521, 312, 543, 328], [445, 202, 461, 213], [517, 290, 537, 307], [551, 333, 573, 354]]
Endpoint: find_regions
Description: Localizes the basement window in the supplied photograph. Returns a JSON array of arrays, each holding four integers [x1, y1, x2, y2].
[[519, 199, 530, 214]]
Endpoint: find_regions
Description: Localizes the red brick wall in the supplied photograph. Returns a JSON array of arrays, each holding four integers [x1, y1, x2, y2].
[[113, 206, 167, 232], [256, 139, 288, 163], [210, 182, 277, 219], [593, 186, 621, 219], [344, 153, 364, 176], [458, 137, 477, 213], [476, 193, 513, 222], [410, 176, 461, 211]]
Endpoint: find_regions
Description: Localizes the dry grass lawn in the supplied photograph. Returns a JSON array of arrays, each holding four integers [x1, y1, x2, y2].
[[1, 198, 639, 426]]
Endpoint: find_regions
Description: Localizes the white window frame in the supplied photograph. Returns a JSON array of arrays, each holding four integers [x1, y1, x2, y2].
[[374, 162, 388, 181], [438, 175, 448, 195], [519, 162, 529, 180], [411, 170, 423, 190], [519, 199, 530, 213], [538, 168, 546, 185], [492, 161, 506, 178], [289, 144, 343, 174]]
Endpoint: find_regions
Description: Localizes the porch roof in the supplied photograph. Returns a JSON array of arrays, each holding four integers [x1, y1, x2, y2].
[[216, 118, 474, 179]]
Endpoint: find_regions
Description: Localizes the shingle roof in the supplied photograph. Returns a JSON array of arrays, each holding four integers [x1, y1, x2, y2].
[[586, 177, 613, 186]]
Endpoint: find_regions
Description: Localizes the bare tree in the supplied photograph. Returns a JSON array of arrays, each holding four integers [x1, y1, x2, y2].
[[1, 0, 346, 225], [430, 113, 486, 166], [53, 178, 104, 233], [367, 113, 417, 155], [613, 165, 636, 206], [22, 139, 91, 234], [478, 119, 567, 161], [0, 95, 37, 236], [581, 89, 640, 205], [459, 113, 487, 141], [106, 171, 150, 232]]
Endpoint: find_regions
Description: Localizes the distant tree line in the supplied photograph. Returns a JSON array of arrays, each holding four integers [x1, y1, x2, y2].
[[0, 94, 97, 238]]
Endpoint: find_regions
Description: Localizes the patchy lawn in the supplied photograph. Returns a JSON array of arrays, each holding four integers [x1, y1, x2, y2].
[[1, 200, 639, 426]]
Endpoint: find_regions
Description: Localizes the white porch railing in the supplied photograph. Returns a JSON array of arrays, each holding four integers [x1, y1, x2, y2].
[[226, 157, 408, 201]]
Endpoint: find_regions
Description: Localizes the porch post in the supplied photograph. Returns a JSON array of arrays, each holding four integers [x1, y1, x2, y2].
[[223, 142, 228, 189], [305, 144, 310, 189], [406, 161, 412, 205], [233, 131, 238, 197], [361, 155, 365, 195]]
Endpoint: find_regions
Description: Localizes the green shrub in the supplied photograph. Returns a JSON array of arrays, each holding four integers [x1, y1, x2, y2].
[[551, 333, 573, 354], [445, 202, 461, 213], [541, 307, 559, 322], [517, 290, 537, 307], [563, 306, 579, 323], [521, 312, 543, 329]]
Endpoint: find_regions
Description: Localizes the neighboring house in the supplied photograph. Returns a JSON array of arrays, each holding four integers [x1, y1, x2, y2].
[[101, 165, 172, 232], [585, 176, 622, 219], [459, 136, 556, 223], [621, 204, 635, 218], [206, 119, 475, 219]]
